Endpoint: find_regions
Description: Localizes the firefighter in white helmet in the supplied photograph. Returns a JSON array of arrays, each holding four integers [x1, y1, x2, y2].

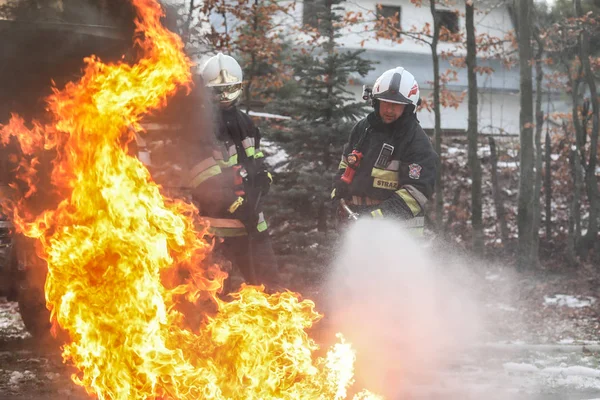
[[184, 53, 278, 291], [332, 67, 439, 235]]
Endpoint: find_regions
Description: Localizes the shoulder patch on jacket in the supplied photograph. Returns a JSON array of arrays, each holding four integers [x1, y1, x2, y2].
[[408, 163, 422, 179]]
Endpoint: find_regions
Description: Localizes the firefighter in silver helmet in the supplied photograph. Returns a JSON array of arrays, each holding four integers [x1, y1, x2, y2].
[[185, 53, 278, 291], [331, 67, 439, 235]]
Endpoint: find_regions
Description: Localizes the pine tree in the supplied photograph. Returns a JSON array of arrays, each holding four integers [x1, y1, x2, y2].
[[262, 0, 372, 267]]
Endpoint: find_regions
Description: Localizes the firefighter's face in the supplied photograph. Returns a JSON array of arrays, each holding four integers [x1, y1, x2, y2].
[[379, 101, 406, 124]]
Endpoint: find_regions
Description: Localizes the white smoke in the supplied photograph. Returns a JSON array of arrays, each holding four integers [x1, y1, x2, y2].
[[322, 219, 488, 399]]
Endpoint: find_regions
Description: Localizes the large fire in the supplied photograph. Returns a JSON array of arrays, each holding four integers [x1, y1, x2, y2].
[[0, 0, 383, 399]]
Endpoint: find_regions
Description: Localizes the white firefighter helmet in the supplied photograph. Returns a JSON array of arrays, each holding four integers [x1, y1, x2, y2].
[[199, 53, 243, 104], [372, 67, 420, 112]]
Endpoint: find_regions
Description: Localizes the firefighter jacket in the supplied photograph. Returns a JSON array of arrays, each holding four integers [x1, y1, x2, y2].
[[187, 106, 272, 237], [334, 111, 438, 231]]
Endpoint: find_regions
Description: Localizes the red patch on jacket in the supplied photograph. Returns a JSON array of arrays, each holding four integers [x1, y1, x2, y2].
[[408, 163, 422, 179]]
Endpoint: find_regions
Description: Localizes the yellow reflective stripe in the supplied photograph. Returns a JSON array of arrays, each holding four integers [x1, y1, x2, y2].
[[371, 209, 384, 218], [189, 164, 222, 188], [255, 151, 265, 159], [190, 157, 217, 177], [331, 188, 336, 199], [245, 146, 255, 157], [202, 217, 247, 237], [371, 168, 397, 181], [267, 172, 273, 184], [395, 188, 422, 216], [407, 227, 424, 237], [228, 196, 244, 214], [209, 227, 248, 237], [339, 160, 348, 169], [257, 212, 267, 232], [257, 221, 267, 232], [217, 154, 238, 168]]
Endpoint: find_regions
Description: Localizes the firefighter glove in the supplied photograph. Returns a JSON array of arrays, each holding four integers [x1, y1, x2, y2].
[[255, 170, 272, 195], [333, 179, 350, 200]]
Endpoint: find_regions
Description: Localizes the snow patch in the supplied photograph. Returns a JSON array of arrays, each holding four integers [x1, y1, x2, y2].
[[504, 362, 600, 378], [492, 303, 517, 312], [544, 295, 596, 308], [503, 362, 539, 373], [0, 299, 31, 340], [45, 372, 61, 380], [497, 161, 518, 168], [9, 370, 36, 387], [260, 139, 289, 173], [243, 110, 291, 120], [484, 273, 501, 281], [446, 147, 464, 155], [559, 338, 575, 344]]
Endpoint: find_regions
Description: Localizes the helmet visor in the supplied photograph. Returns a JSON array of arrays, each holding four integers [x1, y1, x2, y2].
[[211, 83, 243, 102]]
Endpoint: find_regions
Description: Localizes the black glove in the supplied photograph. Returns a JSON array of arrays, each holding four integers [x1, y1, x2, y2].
[[254, 170, 272, 196], [333, 179, 350, 201]]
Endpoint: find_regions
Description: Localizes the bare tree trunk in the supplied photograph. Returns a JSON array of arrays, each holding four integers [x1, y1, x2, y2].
[[182, 0, 196, 44], [575, 0, 599, 253], [570, 67, 585, 252], [517, 0, 536, 271], [568, 147, 582, 264], [466, 1, 483, 255], [489, 137, 509, 245], [532, 27, 545, 266], [544, 128, 552, 240], [430, 0, 443, 232]]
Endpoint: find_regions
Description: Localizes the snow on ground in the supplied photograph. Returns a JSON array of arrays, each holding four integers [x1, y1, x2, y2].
[[544, 294, 597, 308], [0, 299, 30, 341], [8, 370, 36, 388]]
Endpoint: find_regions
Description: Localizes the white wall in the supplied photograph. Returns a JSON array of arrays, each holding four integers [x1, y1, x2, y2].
[[319, 0, 513, 56], [215, 0, 514, 59]]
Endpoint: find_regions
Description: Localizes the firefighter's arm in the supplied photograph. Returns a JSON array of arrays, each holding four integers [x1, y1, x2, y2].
[[252, 125, 273, 193], [369, 131, 439, 220]]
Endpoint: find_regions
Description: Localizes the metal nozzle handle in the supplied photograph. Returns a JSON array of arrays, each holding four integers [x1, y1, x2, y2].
[[339, 198, 359, 221]]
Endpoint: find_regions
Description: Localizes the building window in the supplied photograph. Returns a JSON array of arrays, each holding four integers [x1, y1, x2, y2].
[[435, 9, 459, 37], [376, 5, 401, 32], [303, 0, 325, 30]]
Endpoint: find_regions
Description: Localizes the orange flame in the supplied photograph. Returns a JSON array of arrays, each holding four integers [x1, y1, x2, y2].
[[0, 0, 383, 399]]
